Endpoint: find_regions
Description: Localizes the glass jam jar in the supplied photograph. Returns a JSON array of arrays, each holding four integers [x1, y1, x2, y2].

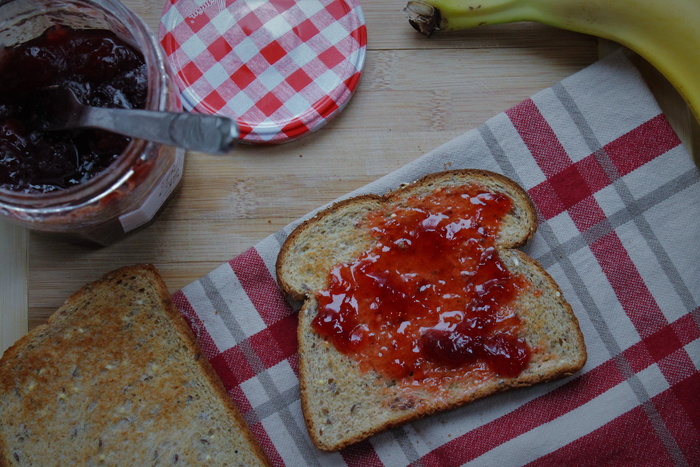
[[0, 0, 184, 246]]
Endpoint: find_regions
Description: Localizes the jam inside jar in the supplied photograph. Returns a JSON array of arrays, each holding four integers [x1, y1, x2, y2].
[[0, 0, 184, 245], [313, 185, 533, 386], [0, 25, 147, 193]]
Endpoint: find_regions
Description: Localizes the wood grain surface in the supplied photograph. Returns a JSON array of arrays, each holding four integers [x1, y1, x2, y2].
[[3, 0, 693, 350]]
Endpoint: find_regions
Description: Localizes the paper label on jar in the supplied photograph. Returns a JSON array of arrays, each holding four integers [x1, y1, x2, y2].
[[119, 150, 185, 233]]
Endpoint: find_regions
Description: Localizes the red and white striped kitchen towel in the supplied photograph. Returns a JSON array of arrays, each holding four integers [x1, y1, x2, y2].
[[173, 50, 700, 466]]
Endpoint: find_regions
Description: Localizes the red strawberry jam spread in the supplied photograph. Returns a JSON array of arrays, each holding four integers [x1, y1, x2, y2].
[[0, 25, 147, 193], [313, 184, 532, 384]]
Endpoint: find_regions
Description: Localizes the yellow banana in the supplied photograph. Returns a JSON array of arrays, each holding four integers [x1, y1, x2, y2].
[[404, 0, 700, 126]]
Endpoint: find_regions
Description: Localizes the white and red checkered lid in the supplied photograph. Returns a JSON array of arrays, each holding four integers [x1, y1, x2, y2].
[[159, 0, 367, 144]]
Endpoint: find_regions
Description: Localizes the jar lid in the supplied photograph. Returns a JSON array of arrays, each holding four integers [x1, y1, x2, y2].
[[159, 0, 367, 144]]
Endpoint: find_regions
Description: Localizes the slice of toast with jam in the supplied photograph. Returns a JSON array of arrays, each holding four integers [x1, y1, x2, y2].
[[276, 169, 587, 451]]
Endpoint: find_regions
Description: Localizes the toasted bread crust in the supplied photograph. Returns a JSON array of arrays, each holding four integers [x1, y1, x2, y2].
[[141, 265, 271, 466], [0, 265, 270, 466], [278, 170, 586, 451], [276, 194, 384, 301]]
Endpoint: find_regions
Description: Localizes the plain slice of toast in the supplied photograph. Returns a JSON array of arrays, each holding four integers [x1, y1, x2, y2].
[[276, 169, 587, 451], [0, 264, 269, 466]]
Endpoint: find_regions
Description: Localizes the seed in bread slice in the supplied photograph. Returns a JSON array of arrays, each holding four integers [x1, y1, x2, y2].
[[276, 169, 587, 451], [0, 264, 270, 466]]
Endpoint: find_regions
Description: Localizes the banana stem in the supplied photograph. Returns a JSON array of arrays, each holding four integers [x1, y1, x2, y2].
[[404, 0, 535, 36]]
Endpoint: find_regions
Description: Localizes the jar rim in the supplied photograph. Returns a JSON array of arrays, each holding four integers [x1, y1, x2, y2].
[[0, 0, 167, 212]]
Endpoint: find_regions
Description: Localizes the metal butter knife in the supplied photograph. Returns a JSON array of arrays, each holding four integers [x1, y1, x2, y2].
[[36, 85, 239, 155]]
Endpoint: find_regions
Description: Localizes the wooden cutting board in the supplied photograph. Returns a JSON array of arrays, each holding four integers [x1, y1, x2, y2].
[[1, 0, 696, 353]]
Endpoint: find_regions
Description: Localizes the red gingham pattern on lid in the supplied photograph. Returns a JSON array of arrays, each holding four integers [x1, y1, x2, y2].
[[159, 0, 367, 144]]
